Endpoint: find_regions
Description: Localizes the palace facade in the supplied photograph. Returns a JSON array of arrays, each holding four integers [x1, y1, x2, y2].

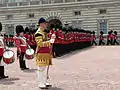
[[0, 0, 120, 36]]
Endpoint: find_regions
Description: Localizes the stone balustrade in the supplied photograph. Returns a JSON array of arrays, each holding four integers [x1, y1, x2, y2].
[[0, 0, 79, 7]]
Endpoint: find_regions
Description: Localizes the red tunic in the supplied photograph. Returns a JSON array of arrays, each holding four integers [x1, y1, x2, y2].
[[100, 35, 104, 40], [24, 34, 31, 45], [14, 36, 27, 53], [57, 30, 64, 44], [30, 34, 36, 46], [92, 35, 96, 41], [48, 29, 54, 39], [107, 34, 111, 40], [113, 35, 117, 40], [0, 47, 4, 56], [53, 31, 59, 44]]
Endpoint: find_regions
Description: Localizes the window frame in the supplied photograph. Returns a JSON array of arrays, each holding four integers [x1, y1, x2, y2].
[[74, 11, 81, 16], [99, 9, 107, 14], [97, 19, 108, 34], [28, 13, 35, 18], [6, 15, 13, 20]]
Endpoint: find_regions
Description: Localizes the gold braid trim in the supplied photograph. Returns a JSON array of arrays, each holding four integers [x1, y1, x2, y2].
[[36, 53, 52, 67], [35, 28, 51, 48]]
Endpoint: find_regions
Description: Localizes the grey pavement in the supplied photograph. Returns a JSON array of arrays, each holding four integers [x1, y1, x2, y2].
[[0, 46, 120, 90]]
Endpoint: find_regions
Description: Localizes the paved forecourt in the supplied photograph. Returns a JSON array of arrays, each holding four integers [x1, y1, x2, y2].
[[0, 46, 120, 90]]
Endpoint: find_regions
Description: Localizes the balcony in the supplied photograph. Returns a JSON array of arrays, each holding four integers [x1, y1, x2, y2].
[[0, 0, 110, 8], [0, 0, 77, 7]]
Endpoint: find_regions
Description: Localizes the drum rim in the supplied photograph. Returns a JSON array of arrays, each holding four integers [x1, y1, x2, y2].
[[26, 49, 34, 54], [3, 50, 15, 58]]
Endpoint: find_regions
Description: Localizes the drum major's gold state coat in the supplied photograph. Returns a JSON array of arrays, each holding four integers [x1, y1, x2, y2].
[[35, 27, 52, 67]]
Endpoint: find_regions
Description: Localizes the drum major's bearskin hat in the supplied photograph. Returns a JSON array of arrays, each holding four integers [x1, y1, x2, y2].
[[15, 25, 24, 34], [0, 22, 2, 32]]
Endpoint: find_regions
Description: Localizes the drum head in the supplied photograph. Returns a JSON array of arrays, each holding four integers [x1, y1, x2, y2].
[[26, 49, 34, 55], [3, 50, 14, 59]]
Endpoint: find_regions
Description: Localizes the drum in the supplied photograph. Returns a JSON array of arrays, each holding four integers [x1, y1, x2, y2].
[[3, 50, 15, 64], [0, 47, 4, 56], [25, 48, 34, 60]]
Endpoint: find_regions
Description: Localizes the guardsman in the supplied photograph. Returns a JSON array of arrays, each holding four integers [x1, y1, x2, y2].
[[14, 25, 29, 70], [91, 31, 97, 45], [113, 31, 119, 45], [99, 31, 105, 45], [30, 29, 37, 51], [110, 30, 114, 45], [57, 28, 65, 56], [107, 31, 112, 45], [24, 27, 31, 46], [0, 22, 8, 79], [35, 18, 56, 89]]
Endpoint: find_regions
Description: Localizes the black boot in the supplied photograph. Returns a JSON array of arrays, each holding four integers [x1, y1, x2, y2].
[[0, 66, 8, 79], [23, 60, 29, 69]]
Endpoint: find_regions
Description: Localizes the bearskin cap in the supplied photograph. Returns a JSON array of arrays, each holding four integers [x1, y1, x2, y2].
[[114, 31, 117, 35], [0, 22, 2, 32], [108, 31, 110, 34], [110, 30, 113, 33], [15, 25, 24, 34], [100, 31, 104, 34], [24, 27, 30, 34], [93, 31, 95, 34]]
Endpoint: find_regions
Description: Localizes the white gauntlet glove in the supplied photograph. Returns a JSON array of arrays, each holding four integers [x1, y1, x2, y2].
[[50, 34, 56, 44], [49, 39, 55, 43]]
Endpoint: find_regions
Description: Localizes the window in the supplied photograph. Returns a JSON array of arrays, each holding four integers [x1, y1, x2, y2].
[[74, 11, 81, 16], [77, 0, 88, 1], [99, 21, 107, 34], [6, 15, 13, 20], [72, 21, 82, 29], [8, 0, 15, 3], [5, 24, 14, 35], [65, 0, 75, 2], [41, 0, 51, 4], [54, 0, 63, 3], [28, 14, 34, 18], [99, 9, 107, 14], [26, 23, 36, 29]]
